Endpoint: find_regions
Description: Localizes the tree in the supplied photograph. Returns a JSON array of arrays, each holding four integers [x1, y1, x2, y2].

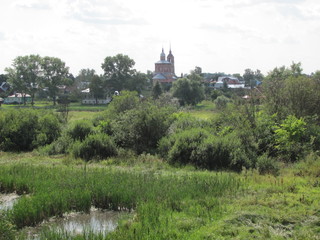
[[152, 81, 163, 99], [171, 78, 204, 106], [243, 68, 255, 86], [5, 55, 42, 105], [41, 56, 70, 105], [101, 54, 136, 91], [193, 66, 202, 75], [243, 69, 264, 87], [125, 71, 148, 92], [263, 62, 320, 119], [89, 75, 104, 104]]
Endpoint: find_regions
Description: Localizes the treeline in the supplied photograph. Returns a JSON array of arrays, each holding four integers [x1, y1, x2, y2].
[[1, 62, 320, 174], [2, 54, 150, 105]]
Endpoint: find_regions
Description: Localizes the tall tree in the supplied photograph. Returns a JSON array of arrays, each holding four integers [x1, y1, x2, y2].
[[41, 56, 70, 105], [89, 75, 104, 104], [101, 54, 135, 91], [262, 62, 319, 119], [152, 81, 163, 99], [75, 69, 96, 88], [5, 55, 42, 105], [125, 71, 148, 92], [171, 78, 204, 106]]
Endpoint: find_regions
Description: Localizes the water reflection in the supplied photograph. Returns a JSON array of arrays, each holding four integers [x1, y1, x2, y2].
[[26, 208, 121, 239], [0, 193, 19, 211]]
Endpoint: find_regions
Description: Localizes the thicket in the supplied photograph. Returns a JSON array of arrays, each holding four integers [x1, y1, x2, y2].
[[0, 109, 62, 152]]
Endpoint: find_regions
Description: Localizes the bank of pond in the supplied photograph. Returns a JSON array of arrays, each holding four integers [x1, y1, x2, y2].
[[0, 163, 241, 239]]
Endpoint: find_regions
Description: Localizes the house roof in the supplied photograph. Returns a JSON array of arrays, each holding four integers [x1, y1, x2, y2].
[[8, 93, 31, 98], [81, 88, 90, 93], [152, 73, 167, 80], [155, 60, 171, 64]]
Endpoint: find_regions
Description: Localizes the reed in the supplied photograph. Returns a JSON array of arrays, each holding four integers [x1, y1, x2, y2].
[[0, 163, 242, 238]]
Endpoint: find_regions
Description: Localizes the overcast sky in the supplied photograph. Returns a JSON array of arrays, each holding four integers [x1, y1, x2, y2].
[[1, 0, 320, 76]]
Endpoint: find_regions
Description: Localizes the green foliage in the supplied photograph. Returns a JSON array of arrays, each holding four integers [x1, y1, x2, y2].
[[152, 81, 163, 99], [34, 113, 62, 146], [41, 56, 71, 105], [274, 115, 307, 161], [67, 119, 94, 141], [0, 109, 61, 151], [256, 154, 280, 176], [111, 103, 175, 153], [5, 55, 42, 105], [171, 78, 205, 106], [159, 128, 250, 170], [72, 133, 118, 161], [89, 75, 104, 104], [0, 213, 16, 240], [214, 95, 230, 109], [101, 54, 136, 91], [263, 62, 320, 119], [107, 90, 139, 115]]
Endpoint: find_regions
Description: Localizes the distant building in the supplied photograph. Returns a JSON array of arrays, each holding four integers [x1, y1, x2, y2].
[[214, 76, 246, 89], [4, 93, 32, 104], [152, 48, 177, 86], [80, 88, 111, 105]]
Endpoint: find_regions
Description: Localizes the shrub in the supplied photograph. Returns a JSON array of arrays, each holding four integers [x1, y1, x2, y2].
[[214, 95, 230, 110], [72, 133, 118, 161], [256, 154, 280, 176], [38, 132, 73, 156], [0, 109, 61, 152], [159, 128, 251, 171], [33, 113, 62, 147], [67, 119, 94, 141], [274, 115, 307, 161], [112, 103, 176, 153]]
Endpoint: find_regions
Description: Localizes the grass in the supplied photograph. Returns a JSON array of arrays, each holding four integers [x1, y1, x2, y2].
[[0, 152, 319, 239], [0, 153, 242, 239], [0, 100, 319, 239], [0, 101, 108, 112], [188, 100, 218, 120]]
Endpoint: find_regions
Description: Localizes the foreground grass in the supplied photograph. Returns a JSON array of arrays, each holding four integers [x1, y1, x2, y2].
[[0, 153, 319, 239], [0, 153, 241, 239]]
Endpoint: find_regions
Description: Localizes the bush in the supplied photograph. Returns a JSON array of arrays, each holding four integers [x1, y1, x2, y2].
[[67, 120, 94, 141], [159, 128, 250, 171], [0, 109, 61, 152], [256, 154, 280, 176], [214, 95, 230, 110], [72, 133, 118, 161], [166, 128, 210, 166], [274, 115, 307, 161], [38, 132, 73, 156], [111, 103, 176, 153]]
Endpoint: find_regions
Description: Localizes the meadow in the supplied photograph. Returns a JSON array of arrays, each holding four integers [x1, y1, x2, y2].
[[0, 99, 320, 239], [0, 152, 319, 239]]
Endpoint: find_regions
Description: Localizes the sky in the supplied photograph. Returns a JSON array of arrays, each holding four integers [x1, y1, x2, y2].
[[1, 0, 320, 77]]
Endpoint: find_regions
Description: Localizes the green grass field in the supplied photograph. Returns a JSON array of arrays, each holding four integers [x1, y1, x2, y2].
[[0, 152, 319, 239], [0, 100, 319, 239]]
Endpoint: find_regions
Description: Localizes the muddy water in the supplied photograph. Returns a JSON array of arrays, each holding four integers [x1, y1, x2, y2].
[[26, 207, 121, 239], [0, 193, 20, 211]]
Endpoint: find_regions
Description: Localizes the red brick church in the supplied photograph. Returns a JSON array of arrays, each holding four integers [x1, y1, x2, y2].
[[152, 48, 177, 86]]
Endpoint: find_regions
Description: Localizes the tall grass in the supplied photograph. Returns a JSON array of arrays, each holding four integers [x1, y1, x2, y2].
[[0, 163, 242, 238]]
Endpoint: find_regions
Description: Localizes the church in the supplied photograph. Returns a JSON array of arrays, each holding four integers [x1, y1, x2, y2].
[[152, 48, 177, 86]]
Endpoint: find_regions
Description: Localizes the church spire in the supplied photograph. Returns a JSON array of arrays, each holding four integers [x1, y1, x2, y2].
[[160, 48, 165, 61]]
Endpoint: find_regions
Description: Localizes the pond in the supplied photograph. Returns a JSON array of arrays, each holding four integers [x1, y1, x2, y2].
[[0, 193, 20, 211], [24, 207, 122, 239]]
